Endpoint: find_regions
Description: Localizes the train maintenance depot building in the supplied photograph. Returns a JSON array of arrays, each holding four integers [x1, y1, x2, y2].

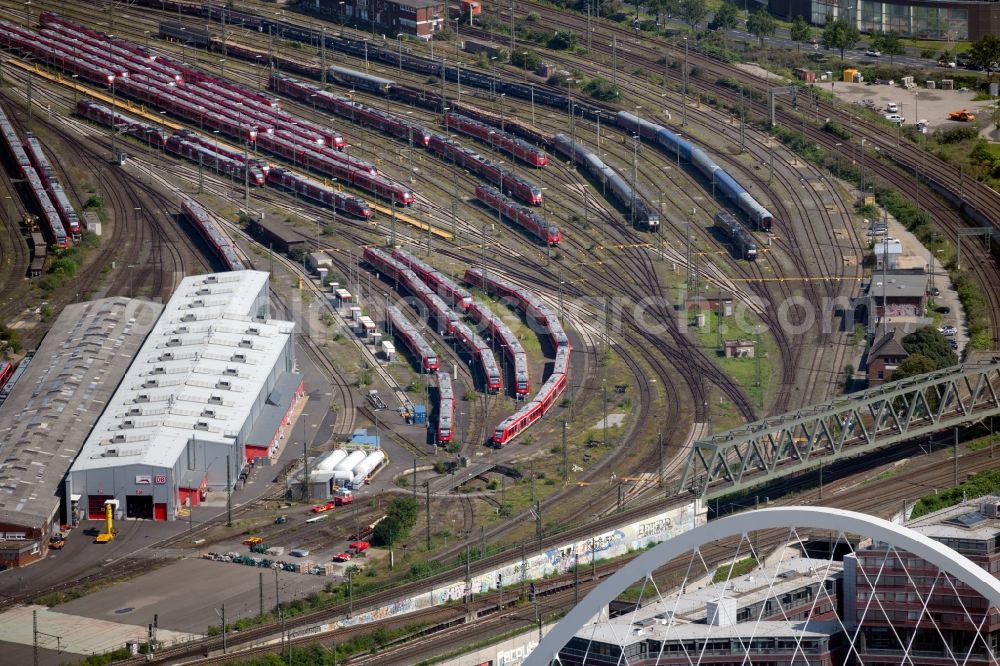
[[0, 298, 161, 567], [67, 270, 300, 522]]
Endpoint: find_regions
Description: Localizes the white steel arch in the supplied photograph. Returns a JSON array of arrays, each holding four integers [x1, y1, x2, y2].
[[525, 505, 1000, 665]]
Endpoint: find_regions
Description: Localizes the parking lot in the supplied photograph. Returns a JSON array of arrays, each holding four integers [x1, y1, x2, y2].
[[826, 79, 995, 134]]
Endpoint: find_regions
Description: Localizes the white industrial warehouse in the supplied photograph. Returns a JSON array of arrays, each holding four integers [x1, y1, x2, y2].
[[67, 270, 301, 522]]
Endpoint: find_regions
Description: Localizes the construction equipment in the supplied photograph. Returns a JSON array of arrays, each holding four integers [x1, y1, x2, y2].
[[949, 109, 976, 122], [49, 533, 66, 550], [95, 499, 119, 543]]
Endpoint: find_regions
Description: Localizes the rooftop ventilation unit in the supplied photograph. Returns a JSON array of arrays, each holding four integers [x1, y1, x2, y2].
[[231, 353, 247, 363], [238, 339, 253, 349]]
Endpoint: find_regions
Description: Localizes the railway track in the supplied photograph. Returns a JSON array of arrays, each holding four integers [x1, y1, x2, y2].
[[470, 2, 1000, 346]]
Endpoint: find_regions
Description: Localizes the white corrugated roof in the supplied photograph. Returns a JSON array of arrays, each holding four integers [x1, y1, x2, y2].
[[71, 271, 294, 472]]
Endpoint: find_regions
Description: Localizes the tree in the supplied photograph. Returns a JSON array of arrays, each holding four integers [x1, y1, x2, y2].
[[371, 497, 419, 547], [708, 2, 739, 31], [821, 18, 860, 63], [901, 326, 958, 369], [878, 31, 905, 64], [511, 49, 542, 71], [678, 0, 708, 31], [891, 353, 938, 383], [789, 15, 812, 52], [968, 33, 1000, 79], [548, 29, 579, 50], [746, 9, 777, 47]]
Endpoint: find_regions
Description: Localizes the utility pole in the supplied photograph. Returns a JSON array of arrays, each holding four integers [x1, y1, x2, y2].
[[657, 431, 663, 488], [954, 426, 959, 488], [603, 381, 608, 447], [243, 141, 250, 212], [33, 609, 37, 666], [612, 35, 618, 86], [412, 458, 417, 500], [563, 419, 568, 483], [259, 572, 264, 617], [226, 455, 232, 527], [274, 569, 280, 613], [535, 500, 542, 551], [574, 553, 579, 605], [425, 481, 431, 550], [221, 604, 227, 654], [682, 38, 689, 126], [320, 27, 327, 85]]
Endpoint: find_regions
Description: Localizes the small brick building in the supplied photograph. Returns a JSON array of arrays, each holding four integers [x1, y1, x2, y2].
[[319, 0, 446, 39], [867, 328, 908, 386]]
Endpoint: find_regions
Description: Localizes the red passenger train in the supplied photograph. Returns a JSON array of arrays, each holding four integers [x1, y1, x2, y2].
[[390, 249, 472, 311], [475, 184, 560, 246], [461, 268, 571, 446], [427, 135, 543, 206], [445, 113, 547, 167], [437, 371, 454, 444], [266, 168, 371, 219]]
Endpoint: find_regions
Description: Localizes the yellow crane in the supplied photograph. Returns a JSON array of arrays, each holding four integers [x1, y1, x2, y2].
[[95, 500, 119, 543]]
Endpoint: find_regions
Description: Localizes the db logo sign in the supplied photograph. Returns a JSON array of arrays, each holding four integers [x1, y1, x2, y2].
[[154, 475, 166, 485]]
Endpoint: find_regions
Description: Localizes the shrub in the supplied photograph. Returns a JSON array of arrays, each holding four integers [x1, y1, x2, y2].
[[583, 76, 620, 101]]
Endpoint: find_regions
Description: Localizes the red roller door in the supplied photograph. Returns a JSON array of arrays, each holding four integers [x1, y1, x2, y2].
[[87, 495, 113, 520], [154, 503, 167, 521]]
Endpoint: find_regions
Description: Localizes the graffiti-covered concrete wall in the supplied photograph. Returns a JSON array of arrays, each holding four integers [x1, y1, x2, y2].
[[336, 500, 704, 630]]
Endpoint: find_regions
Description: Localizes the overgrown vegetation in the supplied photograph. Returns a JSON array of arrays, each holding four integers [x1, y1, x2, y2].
[[38, 231, 100, 293], [712, 556, 758, 583], [911, 468, 1000, 518], [372, 496, 419, 546], [0, 326, 21, 355], [770, 124, 992, 350], [220, 625, 428, 665]]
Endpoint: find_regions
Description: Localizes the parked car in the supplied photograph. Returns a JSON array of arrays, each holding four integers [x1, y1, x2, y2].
[[866, 49, 882, 57], [884, 113, 905, 124], [949, 338, 959, 349], [289, 548, 310, 557], [332, 552, 353, 562], [929, 287, 940, 297], [936, 305, 951, 314], [885, 102, 899, 113], [940, 325, 957, 335], [243, 536, 264, 546], [938, 60, 957, 68]]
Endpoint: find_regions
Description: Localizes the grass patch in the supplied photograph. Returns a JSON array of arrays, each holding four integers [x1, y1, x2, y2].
[[911, 467, 1000, 518], [713, 556, 758, 583]]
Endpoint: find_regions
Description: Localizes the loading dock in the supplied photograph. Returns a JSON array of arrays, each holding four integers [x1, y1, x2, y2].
[[125, 495, 153, 520]]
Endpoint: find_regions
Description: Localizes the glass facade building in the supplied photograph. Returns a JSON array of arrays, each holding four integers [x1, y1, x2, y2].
[[810, 0, 969, 40]]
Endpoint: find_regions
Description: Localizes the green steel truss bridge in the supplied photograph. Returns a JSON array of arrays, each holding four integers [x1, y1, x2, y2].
[[680, 359, 1000, 499]]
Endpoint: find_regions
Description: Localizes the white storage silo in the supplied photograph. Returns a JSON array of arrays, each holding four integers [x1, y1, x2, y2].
[[315, 449, 348, 473], [335, 450, 367, 473], [351, 450, 385, 484]]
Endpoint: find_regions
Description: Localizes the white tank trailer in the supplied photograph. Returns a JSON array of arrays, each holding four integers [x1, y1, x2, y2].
[[335, 450, 367, 473], [314, 449, 348, 473], [351, 450, 385, 486]]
